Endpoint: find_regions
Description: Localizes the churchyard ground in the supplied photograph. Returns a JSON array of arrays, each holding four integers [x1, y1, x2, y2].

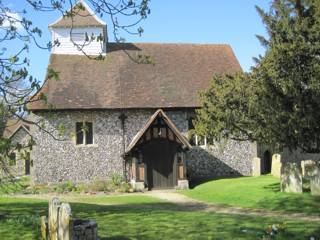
[[0, 175, 320, 239]]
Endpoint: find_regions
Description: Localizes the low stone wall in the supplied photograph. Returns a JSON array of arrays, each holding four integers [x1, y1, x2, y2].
[[280, 148, 320, 164]]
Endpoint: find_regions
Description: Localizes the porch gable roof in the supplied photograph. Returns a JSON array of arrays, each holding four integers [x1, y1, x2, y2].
[[125, 109, 192, 154]]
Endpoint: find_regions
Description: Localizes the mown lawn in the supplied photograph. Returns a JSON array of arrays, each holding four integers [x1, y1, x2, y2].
[[183, 175, 320, 215], [0, 195, 320, 239]]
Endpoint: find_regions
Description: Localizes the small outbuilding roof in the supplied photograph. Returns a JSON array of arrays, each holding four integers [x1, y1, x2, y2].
[[3, 119, 30, 139]]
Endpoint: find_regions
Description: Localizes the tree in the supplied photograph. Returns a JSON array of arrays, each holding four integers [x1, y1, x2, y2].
[[0, 0, 150, 177], [195, 0, 320, 153]]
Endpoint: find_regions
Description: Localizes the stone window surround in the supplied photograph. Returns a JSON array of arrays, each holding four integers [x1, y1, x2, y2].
[[74, 120, 96, 147]]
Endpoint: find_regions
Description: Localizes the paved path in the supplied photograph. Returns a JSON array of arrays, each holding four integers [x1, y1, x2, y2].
[[146, 190, 320, 222]]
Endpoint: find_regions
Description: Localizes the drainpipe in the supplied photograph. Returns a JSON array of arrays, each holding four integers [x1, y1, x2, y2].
[[119, 112, 127, 180]]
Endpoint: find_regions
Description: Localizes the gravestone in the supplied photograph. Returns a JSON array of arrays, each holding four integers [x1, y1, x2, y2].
[[49, 197, 60, 240], [280, 162, 303, 193], [306, 161, 320, 196], [58, 203, 71, 240], [271, 154, 281, 178], [41, 197, 98, 240], [301, 160, 315, 178], [252, 157, 261, 176], [40, 216, 47, 240]]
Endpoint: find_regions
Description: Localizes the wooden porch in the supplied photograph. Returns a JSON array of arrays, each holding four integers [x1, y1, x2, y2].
[[125, 109, 191, 190]]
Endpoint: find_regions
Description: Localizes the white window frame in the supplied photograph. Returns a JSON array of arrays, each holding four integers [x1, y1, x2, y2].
[[75, 121, 94, 146]]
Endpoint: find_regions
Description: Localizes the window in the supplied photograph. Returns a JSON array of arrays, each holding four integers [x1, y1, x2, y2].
[[75, 122, 93, 145], [188, 117, 207, 147], [9, 152, 16, 166]]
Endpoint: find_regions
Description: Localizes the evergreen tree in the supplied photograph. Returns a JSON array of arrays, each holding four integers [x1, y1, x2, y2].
[[195, 0, 320, 153]]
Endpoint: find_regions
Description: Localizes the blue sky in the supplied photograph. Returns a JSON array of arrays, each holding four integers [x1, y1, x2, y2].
[[7, 0, 271, 83]]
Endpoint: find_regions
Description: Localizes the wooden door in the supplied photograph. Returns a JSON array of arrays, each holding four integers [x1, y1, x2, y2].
[[25, 152, 30, 175], [143, 139, 177, 190]]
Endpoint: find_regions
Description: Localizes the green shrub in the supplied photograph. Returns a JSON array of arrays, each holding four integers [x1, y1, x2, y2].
[[53, 180, 76, 194], [109, 172, 124, 189], [88, 179, 109, 192], [75, 182, 89, 193], [118, 182, 131, 193], [0, 177, 31, 194]]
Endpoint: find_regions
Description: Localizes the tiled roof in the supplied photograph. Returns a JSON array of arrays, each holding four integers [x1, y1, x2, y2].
[[28, 42, 241, 110], [49, 1, 105, 28]]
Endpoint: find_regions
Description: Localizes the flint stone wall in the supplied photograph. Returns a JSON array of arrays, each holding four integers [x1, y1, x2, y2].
[[31, 109, 254, 183], [186, 141, 255, 178], [280, 148, 320, 164]]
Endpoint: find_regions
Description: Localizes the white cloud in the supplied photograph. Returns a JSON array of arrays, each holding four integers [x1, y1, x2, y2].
[[2, 11, 23, 30]]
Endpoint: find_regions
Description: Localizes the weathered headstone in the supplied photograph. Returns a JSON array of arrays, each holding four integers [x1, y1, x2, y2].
[[252, 157, 261, 177], [43, 197, 99, 240], [48, 197, 60, 240], [280, 162, 303, 193], [301, 160, 315, 178], [306, 161, 320, 196], [40, 216, 47, 240], [271, 154, 282, 178], [58, 203, 71, 240]]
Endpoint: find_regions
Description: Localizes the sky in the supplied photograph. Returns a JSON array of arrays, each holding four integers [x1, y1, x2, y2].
[[5, 0, 271, 83]]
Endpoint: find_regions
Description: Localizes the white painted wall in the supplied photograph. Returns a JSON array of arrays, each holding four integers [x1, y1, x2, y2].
[[51, 27, 106, 55]]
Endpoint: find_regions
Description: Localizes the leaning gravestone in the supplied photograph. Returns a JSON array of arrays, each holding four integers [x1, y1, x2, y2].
[[49, 197, 60, 240], [280, 162, 303, 193], [40, 216, 48, 240], [305, 161, 320, 196], [58, 203, 71, 240], [252, 157, 261, 177], [271, 154, 282, 178]]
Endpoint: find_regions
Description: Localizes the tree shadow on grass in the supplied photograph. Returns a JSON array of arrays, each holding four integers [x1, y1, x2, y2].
[[262, 182, 280, 192], [0, 199, 320, 239], [256, 192, 320, 215]]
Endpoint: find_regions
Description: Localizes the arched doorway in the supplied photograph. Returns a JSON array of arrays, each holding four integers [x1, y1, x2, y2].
[[261, 150, 272, 174]]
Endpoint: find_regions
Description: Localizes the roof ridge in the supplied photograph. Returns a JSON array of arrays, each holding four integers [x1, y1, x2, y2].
[[107, 42, 231, 46]]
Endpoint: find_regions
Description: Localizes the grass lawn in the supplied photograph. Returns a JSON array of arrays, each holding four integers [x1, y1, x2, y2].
[[0, 195, 320, 239], [183, 175, 320, 215]]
